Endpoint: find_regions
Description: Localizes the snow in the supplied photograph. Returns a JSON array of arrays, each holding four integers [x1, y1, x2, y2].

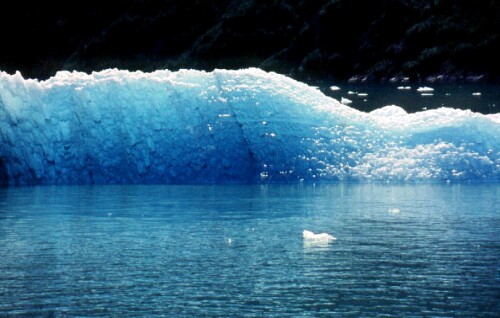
[[0, 68, 499, 185]]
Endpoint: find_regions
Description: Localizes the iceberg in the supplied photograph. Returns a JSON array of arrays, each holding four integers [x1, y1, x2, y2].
[[0, 68, 499, 185]]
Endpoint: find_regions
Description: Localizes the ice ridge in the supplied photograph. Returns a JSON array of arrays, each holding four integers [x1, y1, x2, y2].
[[0, 68, 498, 185]]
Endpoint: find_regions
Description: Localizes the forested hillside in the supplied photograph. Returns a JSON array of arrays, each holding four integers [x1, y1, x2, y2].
[[1, 0, 498, 82]]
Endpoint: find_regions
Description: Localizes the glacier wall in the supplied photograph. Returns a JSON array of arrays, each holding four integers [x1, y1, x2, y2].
[[0, 68, 499, 185]]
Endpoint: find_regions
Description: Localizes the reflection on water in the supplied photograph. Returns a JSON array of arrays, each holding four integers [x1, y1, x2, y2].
[[0, 184, 499, 316]]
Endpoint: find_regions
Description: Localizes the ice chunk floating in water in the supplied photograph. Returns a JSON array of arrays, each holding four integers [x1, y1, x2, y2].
[[0, 68, 499, 185], [417, 86, 434, 92], [303, 230, 336, 242]]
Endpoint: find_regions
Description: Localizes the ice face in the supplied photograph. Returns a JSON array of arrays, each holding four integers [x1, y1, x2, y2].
[[0, 68, 499, 185]]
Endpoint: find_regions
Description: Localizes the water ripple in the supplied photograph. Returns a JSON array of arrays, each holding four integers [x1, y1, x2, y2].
[[0, 184, 498, 316]]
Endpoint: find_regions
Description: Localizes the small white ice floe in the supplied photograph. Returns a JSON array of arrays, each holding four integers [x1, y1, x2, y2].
[[357, 93, 368, 97], [472, 92, 481, 96], [417, 86, 434, 92], [340, 97, 353, 105], [303, 230, 336, 242], [330, 85, 341, 91], [388, 208, 400, 214]]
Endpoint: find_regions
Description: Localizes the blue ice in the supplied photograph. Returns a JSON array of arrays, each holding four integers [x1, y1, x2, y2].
[[0, 68, 498, 185]]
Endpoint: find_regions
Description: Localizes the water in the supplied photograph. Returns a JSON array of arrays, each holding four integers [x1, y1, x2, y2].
[[320, 82, 499, 114], [0, 184, 499, 317]]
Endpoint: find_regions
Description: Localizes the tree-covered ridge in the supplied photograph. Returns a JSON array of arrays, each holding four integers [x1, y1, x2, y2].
[[1, 0, 498, 81]]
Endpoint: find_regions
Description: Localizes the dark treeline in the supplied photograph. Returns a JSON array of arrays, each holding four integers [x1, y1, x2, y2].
[[1, 0, 498, 82]]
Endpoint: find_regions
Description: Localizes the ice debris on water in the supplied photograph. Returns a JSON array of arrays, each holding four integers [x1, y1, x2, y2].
[[388, 208, 400, 214], [0, 68, 499, 185], [303, 230, 336, 242], [340, 97, 353, 105], [417, 86, 434, 92]]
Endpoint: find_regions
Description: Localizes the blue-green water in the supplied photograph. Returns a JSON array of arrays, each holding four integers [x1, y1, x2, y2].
[[0, 184, 499, 317]]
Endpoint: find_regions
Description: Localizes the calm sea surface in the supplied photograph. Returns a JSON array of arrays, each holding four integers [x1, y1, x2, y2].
[[320, 82, 499, 114], [0, 184, 498, 317]]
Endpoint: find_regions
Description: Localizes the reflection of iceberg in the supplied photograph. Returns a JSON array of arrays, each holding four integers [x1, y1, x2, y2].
[[0, 68, 499, 185], [303, 240, 332, 249]]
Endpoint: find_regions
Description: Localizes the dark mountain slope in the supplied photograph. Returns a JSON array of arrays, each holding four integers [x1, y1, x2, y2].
[[0, 0, 498, 82]]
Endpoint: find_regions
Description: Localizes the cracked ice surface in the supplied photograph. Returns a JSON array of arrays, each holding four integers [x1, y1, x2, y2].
[[0, 68, 498, 185]]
